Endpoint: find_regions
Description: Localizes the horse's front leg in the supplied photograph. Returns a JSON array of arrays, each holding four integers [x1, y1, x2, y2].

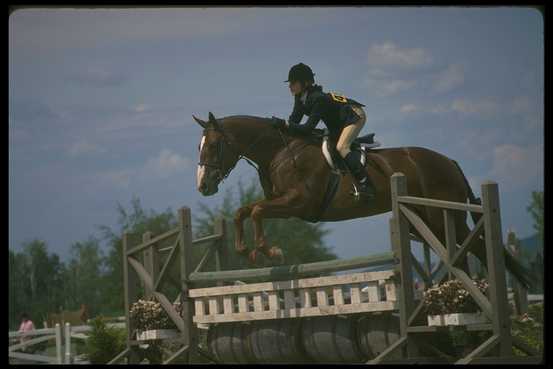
[[249, 189, 306, 264], [233, 201, 262, 255]]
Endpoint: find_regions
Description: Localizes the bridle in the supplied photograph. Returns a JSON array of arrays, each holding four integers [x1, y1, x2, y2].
[[198, 121, 287, 184]]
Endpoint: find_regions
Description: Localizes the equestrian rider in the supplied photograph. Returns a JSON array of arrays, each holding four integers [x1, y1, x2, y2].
[[274, 62, 376, 198]]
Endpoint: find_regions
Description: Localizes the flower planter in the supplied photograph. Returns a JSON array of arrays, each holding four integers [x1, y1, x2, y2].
[[136, 329, 179, 341], [427, 312, 487, 327], [427, 314, 445, 326], [443, 312, 487, 326]]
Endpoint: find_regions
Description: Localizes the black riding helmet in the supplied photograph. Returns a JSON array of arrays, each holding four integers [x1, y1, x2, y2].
[[284, 63, 315, 83]]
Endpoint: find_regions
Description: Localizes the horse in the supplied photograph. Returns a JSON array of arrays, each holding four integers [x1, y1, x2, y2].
[[192, 112, 530, 288]]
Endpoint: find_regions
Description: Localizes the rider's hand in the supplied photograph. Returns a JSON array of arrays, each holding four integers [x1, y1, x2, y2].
[[270, 116, 286, 129]]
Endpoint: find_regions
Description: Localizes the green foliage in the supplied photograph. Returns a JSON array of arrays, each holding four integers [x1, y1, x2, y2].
[[84, 317, 126, 364], [526, 191, 543, 251], [511, 303, 544, 355]]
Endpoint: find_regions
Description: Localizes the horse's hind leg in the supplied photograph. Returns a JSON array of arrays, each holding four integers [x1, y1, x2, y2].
[[234, 201, 263, 255]]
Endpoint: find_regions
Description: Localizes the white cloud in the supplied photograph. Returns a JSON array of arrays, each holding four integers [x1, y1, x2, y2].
[[133, 104, 149, 113], [400, 104, 419, 114], [432, 63, 465, 93], [367, 42, 433, 69], [489, 144, 543, 191], [68, 140, 106, 156], [142, 149, 192, 179], [96, 169, 134, 188], [368, 77, 417, 97], [451, 98, 498, 115]]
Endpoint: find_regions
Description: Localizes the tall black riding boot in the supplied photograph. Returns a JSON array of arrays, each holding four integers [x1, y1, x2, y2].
[[344, 151, 376, 199]]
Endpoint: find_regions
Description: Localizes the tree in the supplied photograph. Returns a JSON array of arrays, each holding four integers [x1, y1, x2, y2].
[[526, 191, 543, 253]]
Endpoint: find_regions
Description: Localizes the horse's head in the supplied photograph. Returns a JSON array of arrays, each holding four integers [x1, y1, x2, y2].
[[193, 112, 241, 196]]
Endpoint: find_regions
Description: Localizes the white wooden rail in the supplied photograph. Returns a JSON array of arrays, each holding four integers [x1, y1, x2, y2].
[[189, 270, 399, 324]]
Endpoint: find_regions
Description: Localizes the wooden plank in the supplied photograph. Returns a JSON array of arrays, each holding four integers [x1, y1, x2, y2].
[[368, 336, 408, 364], [178, 207, 194, 363], [193, 245, 214, 274], [153, 292, 185, 332], [153, 236, 180, 292], [451, 217, 484, 266], [390, 173, 418, 358], [366, 281, 380, 302], [9, 327, 57, 338], [189, 270, 395, 297], [333, 286, 344, 306], [253, 293, 263, 312], [106, 348, 130, 365], [300, 290, 311, 308], [443, 209, 457, 280], [189, 253, 396, 283], [512, 335, 539, 356], [316, 288, 328, 307], [223, 296, 233, 315], [194, 300, 205, 317], [208, 297, 219, 315], [122, 233, 138, 361], [9, 351, 56, 363], [191, 234, 222, 246], [385, 279, 397, 301], [397, 195, 483, 213], [126, 228, 180, 256], [162, 345, 190, 365], [469, 356, 543, 364], [8, 334, 55, 352], [237, 295, 248, 313], [268, 292, 279, 311], [455, 334, 499, 364], [350, 285, 361, 304], [193, 301, 398, 323]]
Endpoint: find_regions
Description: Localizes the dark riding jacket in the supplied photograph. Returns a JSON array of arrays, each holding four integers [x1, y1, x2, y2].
[[288, 84, 366, 141]]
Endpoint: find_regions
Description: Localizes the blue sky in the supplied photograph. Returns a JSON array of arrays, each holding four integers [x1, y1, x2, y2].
[[9, 7, 543, 261]]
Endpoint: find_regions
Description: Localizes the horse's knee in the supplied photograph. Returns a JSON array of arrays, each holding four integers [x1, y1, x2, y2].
[[250, 205, 264, 221], [234, 207, 251, 224]]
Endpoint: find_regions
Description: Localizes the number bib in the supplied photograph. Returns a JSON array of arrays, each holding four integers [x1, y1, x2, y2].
[[329, 92, 348, 103]]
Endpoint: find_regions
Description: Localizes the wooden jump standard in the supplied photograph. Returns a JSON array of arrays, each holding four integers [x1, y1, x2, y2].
[[109, 172, 541, 365]]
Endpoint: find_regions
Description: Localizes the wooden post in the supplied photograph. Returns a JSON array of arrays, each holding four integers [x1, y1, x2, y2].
[[507, 232, 528, 316], [178, 207, 194, 363], [423, 242, 432, 287], [443, 209, 457, 280], [213, 218, 228, 287], [65, 323, 72, 364], [122, 232, 140, 363], [481, 181, 512, 357], [55, 323, 63, 364], [390, 173, 417, 358], [142, 231, 158, 297]]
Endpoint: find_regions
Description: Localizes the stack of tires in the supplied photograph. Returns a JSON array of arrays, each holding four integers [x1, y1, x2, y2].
[[207, 312, 401, 363]]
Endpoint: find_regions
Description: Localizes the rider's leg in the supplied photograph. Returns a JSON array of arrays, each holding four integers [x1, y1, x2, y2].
[[336, 107, 376, 197]]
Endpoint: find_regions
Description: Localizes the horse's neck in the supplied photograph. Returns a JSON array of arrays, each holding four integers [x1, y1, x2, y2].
[[224, 119, 284, 168]]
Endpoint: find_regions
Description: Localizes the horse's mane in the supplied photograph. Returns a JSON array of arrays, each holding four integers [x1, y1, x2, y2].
[[220, 115, 273, 125]]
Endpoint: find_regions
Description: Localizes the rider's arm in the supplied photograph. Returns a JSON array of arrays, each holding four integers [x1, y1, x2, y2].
[[291, 95, 325, 134], [288, 95, 304, 126]]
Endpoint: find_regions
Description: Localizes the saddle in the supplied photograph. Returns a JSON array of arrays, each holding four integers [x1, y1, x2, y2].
[[311, 128, 381, 175]]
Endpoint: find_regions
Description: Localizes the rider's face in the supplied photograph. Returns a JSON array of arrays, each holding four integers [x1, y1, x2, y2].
[[289, 81, 303, 96]]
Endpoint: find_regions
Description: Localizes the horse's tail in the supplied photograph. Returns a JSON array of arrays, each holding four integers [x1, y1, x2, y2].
[[451, 159, 534, 290], [451, 159, 482, 225]]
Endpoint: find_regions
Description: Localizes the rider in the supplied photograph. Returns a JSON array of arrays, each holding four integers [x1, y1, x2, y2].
[[278, 62, 375, 198]]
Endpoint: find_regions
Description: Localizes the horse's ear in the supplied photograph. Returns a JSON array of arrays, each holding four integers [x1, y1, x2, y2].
[[192, 115, 208, 129], [208, 112, 221, 131]]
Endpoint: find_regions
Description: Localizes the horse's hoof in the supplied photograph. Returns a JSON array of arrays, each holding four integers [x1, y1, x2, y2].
[[248, 249, 259, 265], [235, 243, 249, 255], [268, 246, 285, 265]]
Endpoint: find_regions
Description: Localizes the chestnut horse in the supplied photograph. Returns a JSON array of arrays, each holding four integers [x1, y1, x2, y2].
[[193, 112, 530, 288]]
